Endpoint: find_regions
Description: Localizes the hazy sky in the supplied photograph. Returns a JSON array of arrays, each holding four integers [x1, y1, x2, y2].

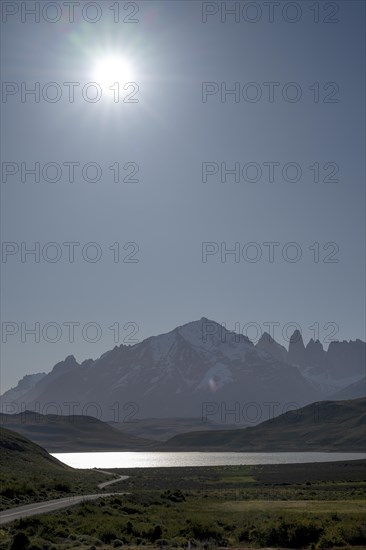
[[1, 0, 365, 391]]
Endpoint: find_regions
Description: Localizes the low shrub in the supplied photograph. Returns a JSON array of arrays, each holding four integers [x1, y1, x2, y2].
[[249, 518, 323, 548], [10, 532, 30, 550]]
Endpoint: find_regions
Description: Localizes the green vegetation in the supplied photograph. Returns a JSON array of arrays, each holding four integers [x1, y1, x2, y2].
[[1, 460, 365, 549], [0, 428, 108, 510]]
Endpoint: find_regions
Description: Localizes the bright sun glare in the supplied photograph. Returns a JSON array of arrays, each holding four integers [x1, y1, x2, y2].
[[92, 55, 135, 89]]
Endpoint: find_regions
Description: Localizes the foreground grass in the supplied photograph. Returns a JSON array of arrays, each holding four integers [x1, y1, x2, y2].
[[0, 467, 109, 512], [1, 460, 365, 549], [0, 457, 109, 512], [0, 427, 109, 511]]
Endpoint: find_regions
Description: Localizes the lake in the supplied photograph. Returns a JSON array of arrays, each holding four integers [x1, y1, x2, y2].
[[52, 451, 366, 469]]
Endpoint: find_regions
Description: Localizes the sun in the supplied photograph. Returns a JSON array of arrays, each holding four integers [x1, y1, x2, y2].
[[92, 55, 135, 89]]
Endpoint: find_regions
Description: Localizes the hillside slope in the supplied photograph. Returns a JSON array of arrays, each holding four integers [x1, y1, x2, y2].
[[0, 427, 109, 511], [109, 417, 241, 440], [162, 397, 366, 451], [0, 426, 68, 471], [329, 377, 366, 401], [0, 411, 154, 452]]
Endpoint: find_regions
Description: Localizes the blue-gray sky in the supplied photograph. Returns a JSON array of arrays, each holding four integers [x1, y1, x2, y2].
[[1, 0, 365, 392]]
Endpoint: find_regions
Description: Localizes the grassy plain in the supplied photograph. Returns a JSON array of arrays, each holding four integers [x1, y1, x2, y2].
[[1, 460, 365, 549]]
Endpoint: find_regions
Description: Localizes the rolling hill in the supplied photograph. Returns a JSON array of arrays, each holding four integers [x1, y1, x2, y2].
[[161, 397, 366, 452], [0, 426, 69, 472], [329, 377, 366, 401], [108, 417, 241, 440], [0, 410, 154, 452], [0, 427, 110, 511]]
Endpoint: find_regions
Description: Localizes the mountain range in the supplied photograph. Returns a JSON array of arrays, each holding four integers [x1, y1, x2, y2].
[[1, 318, 365, 422]]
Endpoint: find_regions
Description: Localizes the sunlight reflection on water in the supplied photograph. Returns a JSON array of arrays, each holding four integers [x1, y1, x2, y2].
[[52, 451, 366, 469]]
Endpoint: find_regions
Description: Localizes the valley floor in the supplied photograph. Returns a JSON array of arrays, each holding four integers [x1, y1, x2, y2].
[[0, 460, 365, 549]]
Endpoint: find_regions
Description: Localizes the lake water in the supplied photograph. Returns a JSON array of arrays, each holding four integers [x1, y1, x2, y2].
[[52, 451, 366, 469]]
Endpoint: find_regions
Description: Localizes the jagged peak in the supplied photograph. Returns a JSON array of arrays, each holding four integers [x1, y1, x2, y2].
[[306, 338, 324, 351], [257, 331, 275, 344], [328, 338, 365, 346], [289, 329, 305, 345], [51, 354, 79, 373], [146, 317, 223, 341]]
